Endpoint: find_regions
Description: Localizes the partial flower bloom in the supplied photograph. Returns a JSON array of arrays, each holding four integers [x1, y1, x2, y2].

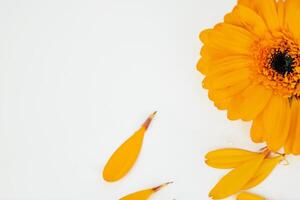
[[197, 0, 300, 154]]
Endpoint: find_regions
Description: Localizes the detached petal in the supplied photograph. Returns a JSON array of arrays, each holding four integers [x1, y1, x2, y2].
[[237, 192, 266, 200], [209, 154, 265, 199], [205, 148, 260, 169], [243, 156, 283, 190]]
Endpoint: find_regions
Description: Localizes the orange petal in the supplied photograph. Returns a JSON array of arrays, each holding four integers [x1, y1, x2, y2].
[[205, 148, 260, 169], [225, 5, 267, 36], [256, 0, 280, 31], [291, 102, 300, 154], [251, 114, 265, 143], [120, 182, 172, 200], [243, 156, 283, 190], [238, 0, 255, 9], [277, 0, 286, 28], [285, 100, 299, 154], [237, 192, 266, 200], [201, 23, 253, 55], [285, 0, 300, 38], [214, 98, 231, 110], [262, 95, 291, 151], [203, 68, 251, 90], [227, 84, 272, 121], [209, 154, 265, 199], [196, 57, 210, 75], [102, 112, 156, 182], [208, 80, 251, 102]]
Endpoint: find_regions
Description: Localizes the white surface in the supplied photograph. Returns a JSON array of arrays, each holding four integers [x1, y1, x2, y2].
[[0, 0, 299, 199]]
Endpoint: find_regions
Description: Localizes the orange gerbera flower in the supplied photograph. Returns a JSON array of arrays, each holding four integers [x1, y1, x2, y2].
[[197, 0, 300, 154]]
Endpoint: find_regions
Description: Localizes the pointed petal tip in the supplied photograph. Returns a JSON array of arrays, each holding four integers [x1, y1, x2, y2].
[[151, 111, 157, 118], [153, 181, 173, 192], [142, 111, 157, 129]]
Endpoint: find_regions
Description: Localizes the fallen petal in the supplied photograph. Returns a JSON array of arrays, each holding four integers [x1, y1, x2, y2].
[[103, 112, 156, 182], [119, 182, 172, 200]]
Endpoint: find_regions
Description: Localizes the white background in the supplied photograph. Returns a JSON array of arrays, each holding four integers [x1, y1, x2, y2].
[[0, 0, 299, 199]]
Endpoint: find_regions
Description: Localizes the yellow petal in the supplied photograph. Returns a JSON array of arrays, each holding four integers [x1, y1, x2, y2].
[[205, 148, 259, 169], [203, 68, 251, 90], [201, 23, 253, 55], [291, 101, 300, 154], [243, 156, 283, 190], [256, 0, 280, 31], [238, 0, 281, 31], [209, 153, 265, 199], [238, 0, 252, 6], [208, 80, 250, 104], [285, 100, 300, 154], [262, 95, 291, 152], [199, 29, 212, 43], [203, 55, 252, 90], [103, 112, 156, 182], [200, 45, 231, 60], [277, 0, 286, 28], [237, 192, 266, 200], [224, 5, 267, 36], [227, 84, 272, 121], [238, 0, 256, 9], [208, 56, 252, 75], [214, 98, 231, 110], [285, 0, 300, 38], [251, 114, 265, 143], [119, 182, 172, 200], [197, 57, 210, 75]]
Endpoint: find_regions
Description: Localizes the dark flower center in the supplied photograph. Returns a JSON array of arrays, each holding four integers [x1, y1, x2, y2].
[[271, 51, 294, 75]]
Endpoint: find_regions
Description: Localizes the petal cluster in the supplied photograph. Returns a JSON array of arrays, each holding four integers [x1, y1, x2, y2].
[[205, 148, 283, 199]]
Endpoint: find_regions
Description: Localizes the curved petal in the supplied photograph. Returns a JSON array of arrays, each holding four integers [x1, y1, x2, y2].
[[203, 56, 252, 90], [214, 98, 231, 110], [227, 84, 272, 121], [277, 0, 286, 28], [199, 29, 212, 43], [200, 45, 229, 61], [225, 5, 267, 36], [203, 68, 251, 90], [284, 99, 299, 154], [198, 55, 250, 77], [239, 0, 280, 31], [285, 0, 300, 39], [256, 0, 280, 31], [291, 100, 300, 154], [262, 95, 291, 152], [251, 114, 265, 143], [201, 23, 253, 55], [209, 79, 251, 101], [208, 55, 253, 75], [208, 80, 251, 111], [238, 0, 256, 9], [196, 57, 210, 75]]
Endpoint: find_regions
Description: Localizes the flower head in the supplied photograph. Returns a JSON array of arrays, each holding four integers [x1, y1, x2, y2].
[[198, 0, 300, 154]]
